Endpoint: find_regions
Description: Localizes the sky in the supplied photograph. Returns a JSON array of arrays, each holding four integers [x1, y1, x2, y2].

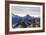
[[12, 6, 40, 12], [11, 6, 40, 17]]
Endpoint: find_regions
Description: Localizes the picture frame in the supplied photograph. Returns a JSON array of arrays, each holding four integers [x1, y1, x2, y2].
[[5, 1, 45, 34]]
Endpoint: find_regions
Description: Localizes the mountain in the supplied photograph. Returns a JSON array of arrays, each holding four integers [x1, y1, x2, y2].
[[12, 15, 21, 24], [12, 15, 40, 28]]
